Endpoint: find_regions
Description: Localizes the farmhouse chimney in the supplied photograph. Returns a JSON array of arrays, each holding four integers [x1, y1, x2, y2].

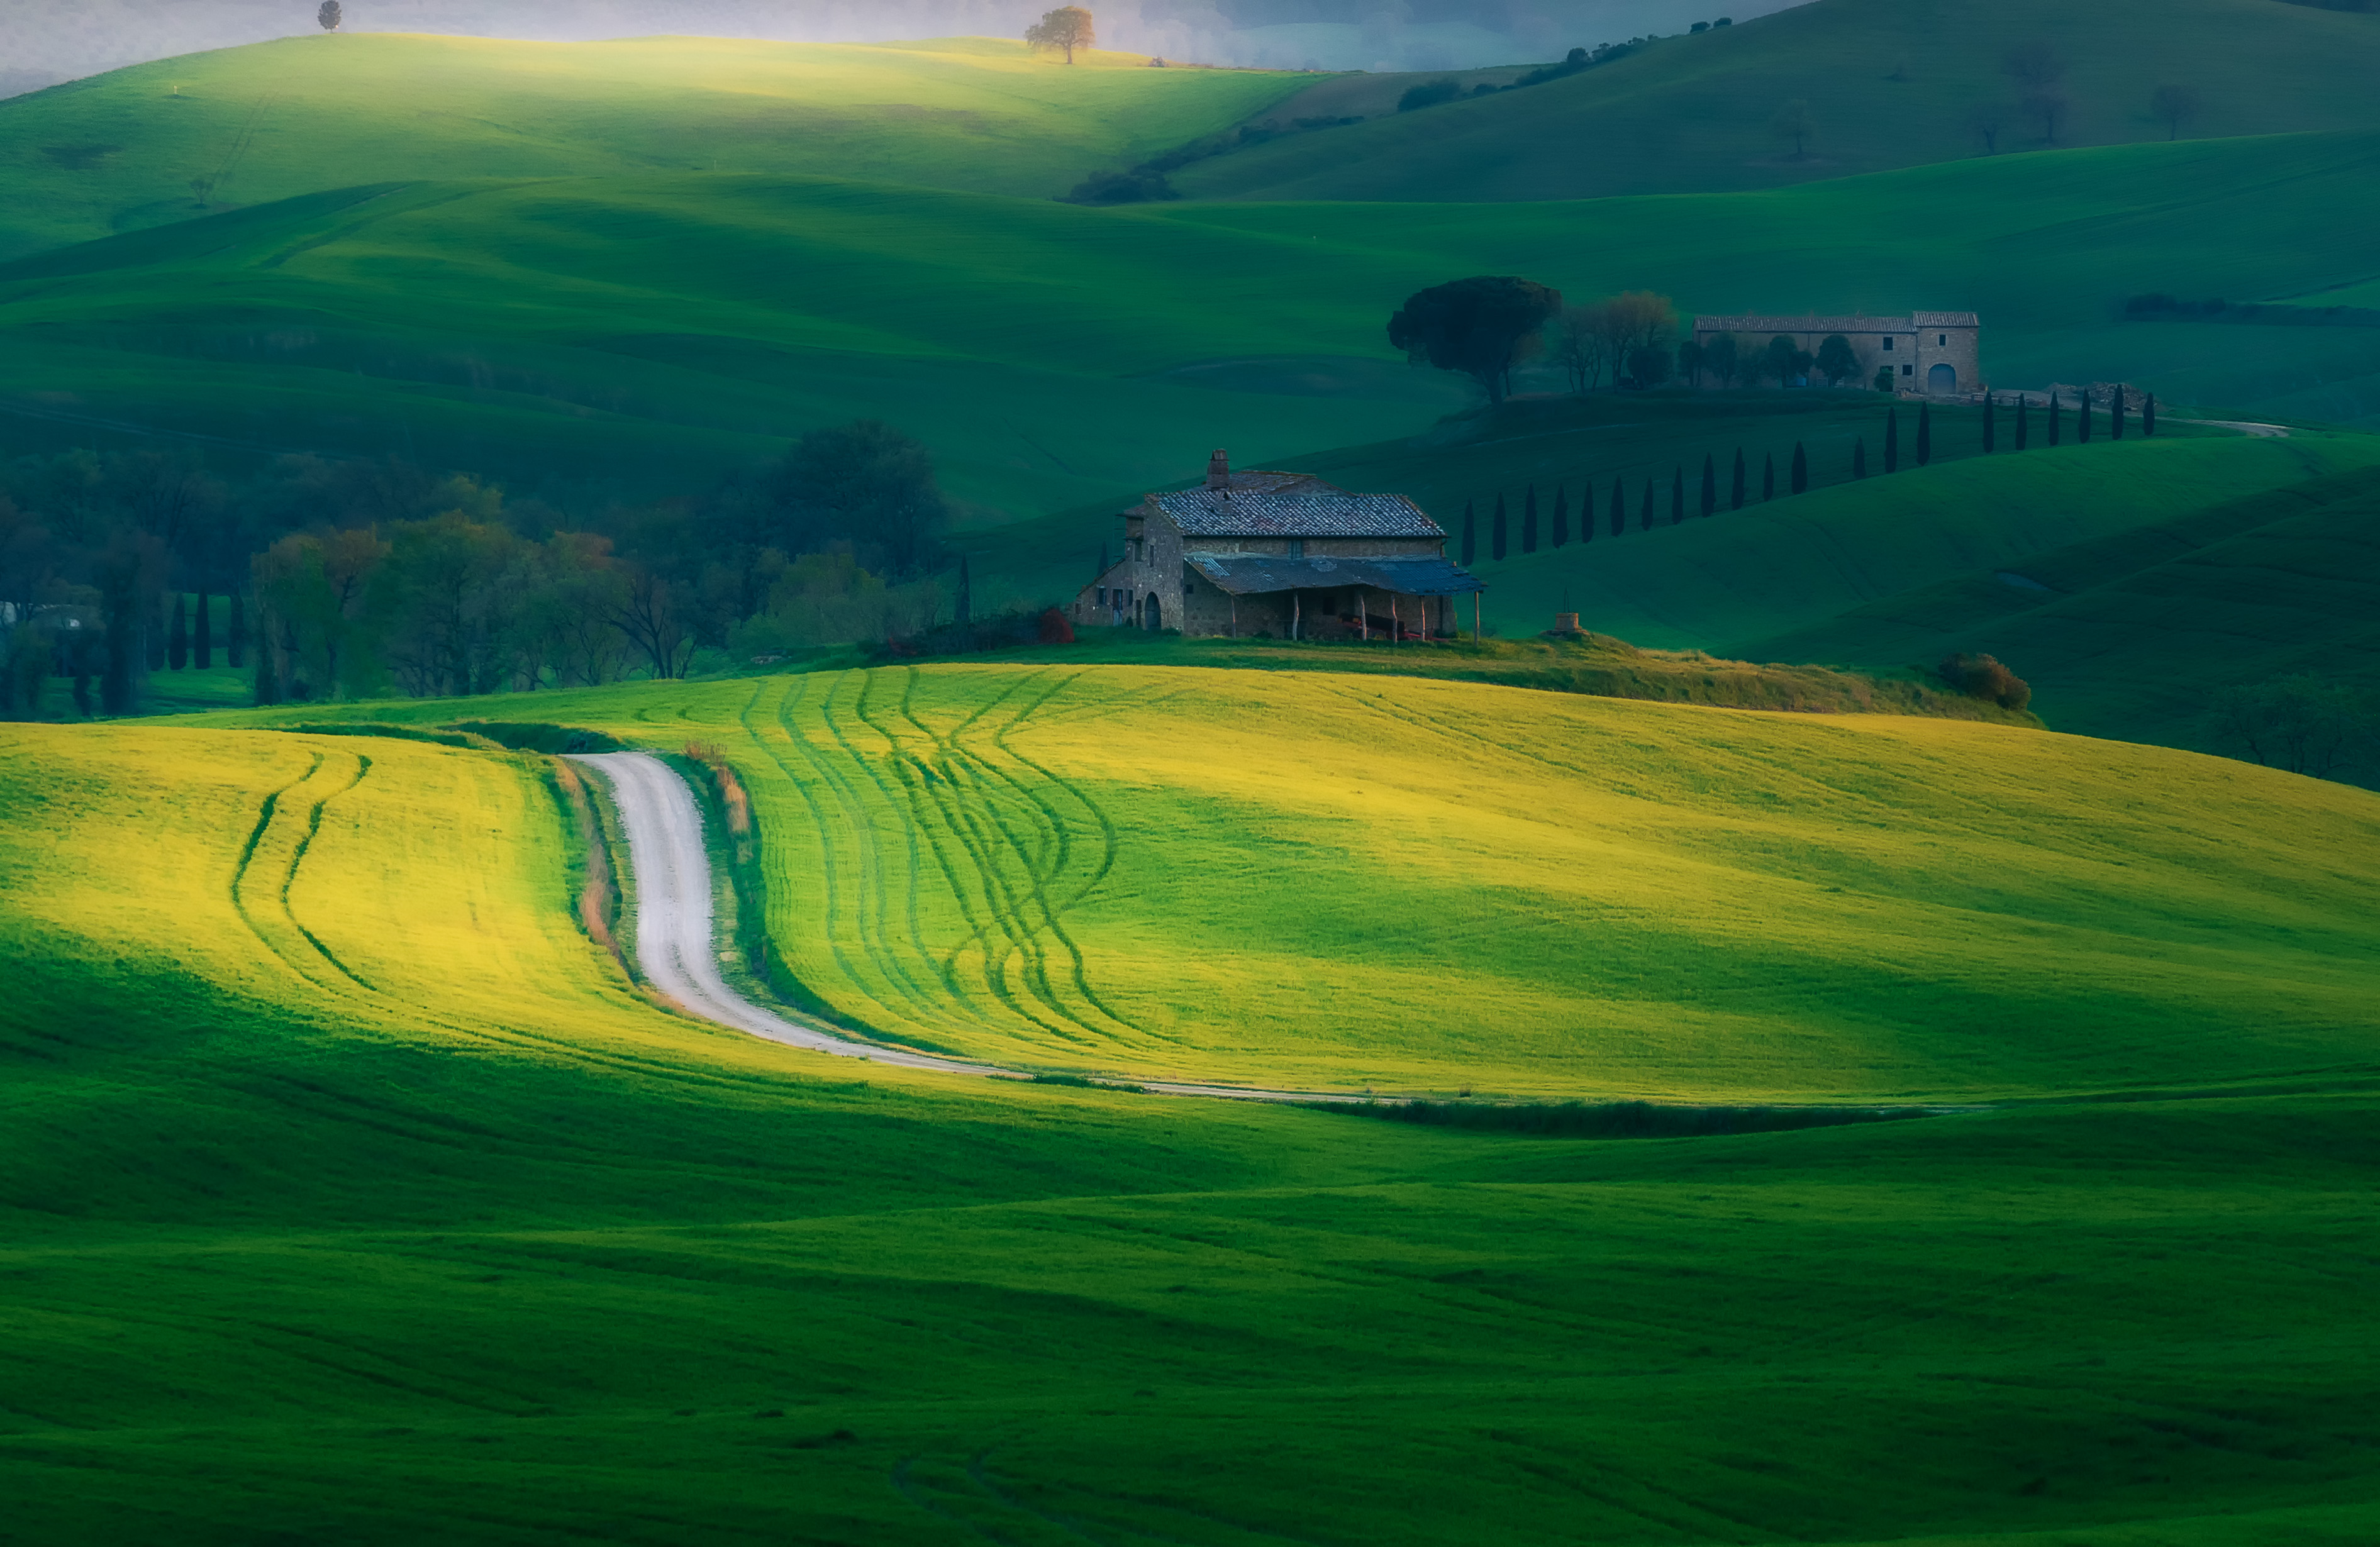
[[1205, 448, 1230, 489]]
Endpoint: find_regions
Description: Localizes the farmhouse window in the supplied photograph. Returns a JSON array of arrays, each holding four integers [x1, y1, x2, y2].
[[1287, 539, 1304, 558], [1881, 336, 1893, 350], [1903, 363, 1913, 376], [1938, 333, 1947, 345], [1097, 587, 1106, 606]]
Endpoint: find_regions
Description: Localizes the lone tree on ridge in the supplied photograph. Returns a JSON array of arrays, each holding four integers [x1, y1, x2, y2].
[[1389, 275, 1562, 406], [1772, 98, 1816, 159], [318, 1, 342, 31], [2150, 84, 2201, 140], [1026, 7, 1097, 64]]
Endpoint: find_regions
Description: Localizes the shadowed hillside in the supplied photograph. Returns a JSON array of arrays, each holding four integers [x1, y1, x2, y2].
[[1182, 0, 2380, 201]]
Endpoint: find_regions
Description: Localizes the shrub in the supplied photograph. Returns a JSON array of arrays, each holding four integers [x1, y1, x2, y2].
[[881, 604, 1072, 659], [1938, 652, 2032, 711], [1398, 79, 1462, 111], [1063, 168, 1176, 204], [1036, 606, 1076, 644]]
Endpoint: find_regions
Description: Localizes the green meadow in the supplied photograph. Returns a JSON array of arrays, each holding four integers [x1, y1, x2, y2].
[[204, 666, 2380, 1101], [9, 679, 2380, 1541], [9, 60, 2380, 523], [0, 33, 1310, 257], [1743, 461, 2380, 759], [1184, 0, 2380, 202]]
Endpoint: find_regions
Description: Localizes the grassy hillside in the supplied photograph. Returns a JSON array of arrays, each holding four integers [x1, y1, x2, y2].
[[0, 33, 1312, 258], [1739, 463, 2380, 766], [1452, 433, 2380, 647], [1184, 0, 2380, 201], [206, 665, 2380, 1099], [9, 130, 2380, 521], [9, 706, 2380, 1541]]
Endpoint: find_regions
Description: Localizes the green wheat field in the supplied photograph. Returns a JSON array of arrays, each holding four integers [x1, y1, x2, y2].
[[8, 0, 2380, 1539]]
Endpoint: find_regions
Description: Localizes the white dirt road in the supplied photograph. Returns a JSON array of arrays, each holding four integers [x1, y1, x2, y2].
[[573, 751, 1355, 1102]]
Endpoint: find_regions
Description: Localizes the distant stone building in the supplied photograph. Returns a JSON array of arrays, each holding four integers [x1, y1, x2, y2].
[[1690, 311, 1981, 396], [1074, 450, 1483, 640]]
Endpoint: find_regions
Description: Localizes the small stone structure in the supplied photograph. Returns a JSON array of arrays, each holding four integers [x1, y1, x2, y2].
[[1691, 311, 1981, 396], [1074, 450, 1484, 640]]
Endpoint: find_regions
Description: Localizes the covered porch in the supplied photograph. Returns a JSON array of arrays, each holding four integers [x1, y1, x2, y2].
[[1186, 555, 1485, 641]]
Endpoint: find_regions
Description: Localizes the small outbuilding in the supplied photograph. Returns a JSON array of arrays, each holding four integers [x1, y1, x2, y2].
[[1074, 450, 1482, 640]]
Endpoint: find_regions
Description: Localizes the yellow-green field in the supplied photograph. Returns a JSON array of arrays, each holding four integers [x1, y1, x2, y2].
[[10, 675, 2380, 1543], [209, 665, 2380, 1099]]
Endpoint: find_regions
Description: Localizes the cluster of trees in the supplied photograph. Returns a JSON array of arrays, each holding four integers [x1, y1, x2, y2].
[[0, 419, 962, 719], [1959, 42, 2204, 153], [2211, 676, 2376, 783]]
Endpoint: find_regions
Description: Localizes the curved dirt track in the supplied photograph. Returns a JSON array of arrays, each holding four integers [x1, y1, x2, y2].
[[571, 751, 1003, 1077], [572, 751, 1352, 1102]]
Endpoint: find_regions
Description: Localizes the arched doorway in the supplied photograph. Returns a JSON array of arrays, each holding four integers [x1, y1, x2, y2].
[[1928, 362, 1957, 395], [1142, 591, 1163, 631]]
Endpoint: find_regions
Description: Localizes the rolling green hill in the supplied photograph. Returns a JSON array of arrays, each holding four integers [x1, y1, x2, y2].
[[1449, 433, 2380, 648], [9, 692, 2380, 1541], [207, 665, 2380, 1100], [9, 129, 2380, 524], [1737, 462, 2380, 767], [0, 33, 1313, 259], [1184, 0, 2380, 202]]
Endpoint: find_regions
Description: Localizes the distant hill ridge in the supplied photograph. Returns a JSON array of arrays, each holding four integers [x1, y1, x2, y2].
[[1178, 0, 2380, 201]]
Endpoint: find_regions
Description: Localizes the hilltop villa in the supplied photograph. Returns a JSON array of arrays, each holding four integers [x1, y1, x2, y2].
[[1690, 311, 1981, 395], [1075, 451, 1483, 640]]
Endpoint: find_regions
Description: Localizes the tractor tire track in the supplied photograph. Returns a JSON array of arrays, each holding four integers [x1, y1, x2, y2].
[[881, 668, 1116, 1046], [278, 751, 377, 990], [577, 749, 1364, 1103]]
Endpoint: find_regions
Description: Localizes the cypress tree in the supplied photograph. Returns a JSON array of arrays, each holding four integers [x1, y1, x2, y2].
[[1854, 437, 1868, 477], [1731, 448, 1746, 509], [168, 593, 188, 671], [145, 594, 166, 672], [1884, 408, 1899, 472], [2076, 391, 2091, 443], [2143, 392, 2157, 436], [1610, 477, 1625, 537], [1099, 540, 1109, 575], [1670, 468, 1685, 524], [252, 611, 281, 707], [2047, 392, 2061, 446], [2015, 394, 2029, 450], [1521, 484, 1538, 553], [194, 591, 213, 669], [1460, 502, 1476, 565], [1916, 400, 1932, 466], [1699, 453, 1716, 517], [1639, 480, 1655, 531], [1492, 494, 1508, 560], [1982, 394, 1996, 452], [2109, 385, 2125, 440], [1790, 441, 1808, 494], [227, 590, 248, 668], [1762, 453, 1776, 501]]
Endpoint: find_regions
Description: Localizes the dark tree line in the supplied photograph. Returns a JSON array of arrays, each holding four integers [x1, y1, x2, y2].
[[0, 420, 957, 719]]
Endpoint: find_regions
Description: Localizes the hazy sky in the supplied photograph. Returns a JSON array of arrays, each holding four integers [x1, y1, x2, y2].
[[2, 0, 1811, 86]]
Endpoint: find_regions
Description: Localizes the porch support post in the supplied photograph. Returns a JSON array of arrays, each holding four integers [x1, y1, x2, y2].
[[1473, 592, 1481, 644]]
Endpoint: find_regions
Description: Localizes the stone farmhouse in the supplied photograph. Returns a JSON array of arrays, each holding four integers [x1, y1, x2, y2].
[[1074, 451, 1484, 640], [1689, 311, 1981, 396]]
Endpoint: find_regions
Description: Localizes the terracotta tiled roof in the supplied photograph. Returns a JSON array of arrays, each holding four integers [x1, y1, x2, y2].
[[1155, 473, 1445, 539], [1692, 313, 1978, 333]]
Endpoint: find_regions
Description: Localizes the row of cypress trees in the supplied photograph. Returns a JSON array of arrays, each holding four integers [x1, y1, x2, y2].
[[1456, 389, 2159, 565], [154, 591, 249, 672]]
